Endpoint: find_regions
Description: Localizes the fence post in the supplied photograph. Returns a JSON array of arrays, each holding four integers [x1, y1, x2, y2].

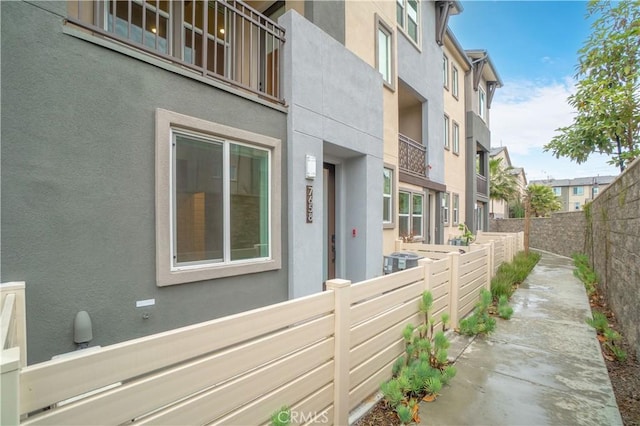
[[419, 258, 433, 293], [1, 347, 20, 426], [326, 278, 351, 426], [1, 282, 27, 366], [447, 252, 460, 329]]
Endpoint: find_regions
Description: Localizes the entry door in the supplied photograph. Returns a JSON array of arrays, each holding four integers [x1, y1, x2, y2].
[[323, 163, 336, 283]]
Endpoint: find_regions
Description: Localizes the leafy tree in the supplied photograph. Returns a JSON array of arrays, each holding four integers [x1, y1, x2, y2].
[[526, 184, 562, 217], [544, 0, 640, 171], [489, 158, 519, 209]]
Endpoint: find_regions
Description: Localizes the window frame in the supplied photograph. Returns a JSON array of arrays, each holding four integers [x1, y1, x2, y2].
[[553, 187, 562, 196], [375, 15, 395, 90], [453, 193, 459, 225], [452, 121, 460, 154], [383, 166, 395, 228], [444, 115, 450, 150], [397, 0, 420, 46], [442, 192, 450, 225], [399, 189, 424, 240], [443, 54, 449, 89], [155, 108, 281, 287], [452, 65, 459, 99], [572, 186, 584, 196], [574, 202, 581, 210], [479, 86, 486, 121]]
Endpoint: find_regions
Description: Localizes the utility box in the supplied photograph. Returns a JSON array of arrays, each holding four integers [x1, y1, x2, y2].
[[383, 252, 423, 274]]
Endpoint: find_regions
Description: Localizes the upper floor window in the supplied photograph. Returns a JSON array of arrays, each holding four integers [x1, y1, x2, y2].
[[453, 193, 460, 225], [155, 109, 281, 286], [376, 17, 394, 87], [399, 190, 424, 240], [553, 187, 562, 196], [479, 86, 486, 121], [592, 186, 600, 196], [443, 55, 449, 88], [397, 0, 419, 44], [573, 186, 584, 196], [383, 168, 394, 224], [452, 122, 460, 154], [444, 115, 450, 149], [452, 66, 459, 98]]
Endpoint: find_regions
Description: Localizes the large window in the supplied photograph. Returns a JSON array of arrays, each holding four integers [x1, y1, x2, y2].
[[383, 167, 394, 225], [479, 87, 486, 121], [452, 66, 459, 98], [399, 190, 424, 239], [573, 186, 584, 196], [156, 109, 281, 286], [397, 0, 419, 44], [453, 193, 459, 225], [452, 122, 460, 154], [442, 192, 450, 225], [376, 18, 394, 87], [444, 115, 450, 149]]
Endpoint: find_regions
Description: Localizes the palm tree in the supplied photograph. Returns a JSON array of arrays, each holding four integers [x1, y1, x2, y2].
[[489, 158, 519, 216], [526, 184, 562, 217]]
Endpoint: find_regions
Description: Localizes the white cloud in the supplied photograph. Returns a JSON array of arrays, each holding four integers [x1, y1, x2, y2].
[[490, 78, 620, 181]]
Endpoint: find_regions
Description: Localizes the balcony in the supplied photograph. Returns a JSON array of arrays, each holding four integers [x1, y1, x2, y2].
[[67, 0, 285, 103], [476, 174, 488, 197], [398, 133, 428, 179]]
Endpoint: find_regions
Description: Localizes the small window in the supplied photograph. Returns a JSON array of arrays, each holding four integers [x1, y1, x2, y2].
[[399, 190, 423, 239], [573, 186, 584, 196], [452, 122, 460, 154], [453, 193, 459, 225], [553, 187, 562, 196], [452, 66, 459, 98], [442, 192, 450, 225], [376, 17, 394, 88], [444, 115, 450, 149], [156, 109, 281, 286], [592, 186, 599, 196], [479, 87, 486, 121], [443, 55, 449, 88], [574, 202, 581, 210], [383, 167, 394, 225]]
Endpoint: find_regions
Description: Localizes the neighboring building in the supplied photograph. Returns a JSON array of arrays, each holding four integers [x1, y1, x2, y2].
[[464, 50, 502, 232], [489, 147, 527, 219], [1, 0, 499, 364], [443, 28, 471, 240], [530, 176, 616, 212]]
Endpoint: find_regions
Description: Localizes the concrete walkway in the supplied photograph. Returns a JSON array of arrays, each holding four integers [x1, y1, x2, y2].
[[420, 250, 622, 426]]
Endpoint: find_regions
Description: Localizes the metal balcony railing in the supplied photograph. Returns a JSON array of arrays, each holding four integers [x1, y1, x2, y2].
[[476, 174, 488, 196], [398, 133, 428, 178], [67, 0, 285, 103]]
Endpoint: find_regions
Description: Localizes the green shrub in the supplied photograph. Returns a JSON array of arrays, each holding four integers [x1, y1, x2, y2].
[[459, 289, 496, 336], [497, 295, 514, 320], [572, 253, 598, 296], [491, 251, 540, 300], [585, 311, 608, 333]]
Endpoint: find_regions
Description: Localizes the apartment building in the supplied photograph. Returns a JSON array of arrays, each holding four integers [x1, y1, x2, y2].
[[1, 0, 498, 363], [530, 176, 616, 211], [464, 50, 502, 232], [442, 28, 471, 240], [489, 147, 527, 219]]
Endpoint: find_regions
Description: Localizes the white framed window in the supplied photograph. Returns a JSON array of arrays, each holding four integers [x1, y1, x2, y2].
[[573, 186, 584, 196], [397, 0, 419, 44], [553, 187, 562, 196], [479, 86, 486, 121], [399, 190, 424, 239], [444, 115, 450, 149], [452, 66, 459, 98], [376, 17, 394, 88], [443, 55, 449, 88], [574, 202, 581, 210], [155, 109, 281, 286], [453, 193, 459, 225], [442, 192, 450, 225], [452, 121, 460, 154], [592, 186, 599, 196], [383, 167, 394, 225]]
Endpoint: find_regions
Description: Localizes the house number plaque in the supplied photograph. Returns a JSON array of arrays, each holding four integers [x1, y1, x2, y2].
[[306, 185, 313, 223]]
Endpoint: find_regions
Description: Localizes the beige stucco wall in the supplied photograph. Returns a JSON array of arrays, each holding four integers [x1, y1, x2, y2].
[[443, 36, 468, 239], [345, 1, 399, 255]]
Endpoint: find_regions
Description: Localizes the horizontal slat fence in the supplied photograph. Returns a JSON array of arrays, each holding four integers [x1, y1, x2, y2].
[[7, 233, 521, 425]]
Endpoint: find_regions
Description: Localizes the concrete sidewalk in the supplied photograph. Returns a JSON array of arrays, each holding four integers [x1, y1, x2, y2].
[[420, 250, 622, 426]]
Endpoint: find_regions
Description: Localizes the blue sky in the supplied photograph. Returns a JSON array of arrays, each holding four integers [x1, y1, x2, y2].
[[449, 0, 621, 181]]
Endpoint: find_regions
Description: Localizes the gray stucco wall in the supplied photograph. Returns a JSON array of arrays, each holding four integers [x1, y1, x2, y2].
[[281, 11, 383, 297], [304, 0, 345, 45], [1, 1, 288, 364]]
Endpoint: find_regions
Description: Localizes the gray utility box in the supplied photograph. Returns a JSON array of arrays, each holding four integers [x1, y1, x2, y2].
[[383, 252, 424, 274]]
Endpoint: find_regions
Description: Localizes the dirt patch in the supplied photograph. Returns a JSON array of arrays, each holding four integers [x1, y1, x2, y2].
[[589, 292, 640, 426]]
